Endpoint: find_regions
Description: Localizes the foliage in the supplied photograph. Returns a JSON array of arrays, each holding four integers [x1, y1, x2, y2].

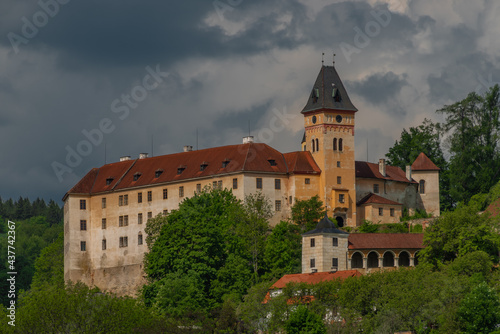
[[385, 118, 452, 210], [400, 208, 432, 221], [420, 205, 500, 265], [438, 85, 500, 205], [358, 220, 379, 233], [291, 195, 325, 232], [144, 213, 167, 250], [457, 281, 500, 334], [263, 221, 301, 279], [31, 232, 64, 289], [285, 305, 326, 334]]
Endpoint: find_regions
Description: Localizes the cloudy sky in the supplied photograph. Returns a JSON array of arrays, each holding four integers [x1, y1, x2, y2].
[[1, 0, 499, 203]]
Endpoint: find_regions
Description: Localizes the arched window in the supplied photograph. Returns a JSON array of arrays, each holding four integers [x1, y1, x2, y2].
[[333, 138, 337, 151], [339, 138, 343, 151], [398, 251, 410, 267], [419, 180, 425, 194], [367, 251, 379, 268], [383, 252, 394, 267], [311, 139, 315, 152], [315, 138, 319, 151], [351, 252, 363, 268]]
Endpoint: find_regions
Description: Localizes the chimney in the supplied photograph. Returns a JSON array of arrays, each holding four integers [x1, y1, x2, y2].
[[120, 156, 131, 162], [243, 136, 254, 144], [139, 153, 149, 159], [379, 158, 386, 177], [406, 165, 412, 181], [183, 145, 193, 152]]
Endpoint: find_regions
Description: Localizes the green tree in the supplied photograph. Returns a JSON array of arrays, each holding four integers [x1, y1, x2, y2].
[[385, 118, 452, 211], [438, 85, 500, 205], [457, 281, 500, 334], [31, 232, 64, 289], [291, 195, 325, 232], [263, 221, 301, 278], [285, 305, 326, 334]]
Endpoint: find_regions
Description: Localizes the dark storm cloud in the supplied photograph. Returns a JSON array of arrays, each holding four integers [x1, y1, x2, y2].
[[347, 71, 409, 105]]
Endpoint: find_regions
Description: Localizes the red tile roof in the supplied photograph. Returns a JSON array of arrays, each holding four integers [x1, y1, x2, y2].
[[486, 198, 500, 217], [64, 143, 320, 198], [270, 270, 362, 289], [411, 152, 440, 171], [357, 193, 402, 206], [355, 161, 415, 183], [348, 233, 424, 249]]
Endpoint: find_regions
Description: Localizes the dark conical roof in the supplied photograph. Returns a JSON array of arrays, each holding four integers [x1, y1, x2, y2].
[[303, 213, 349, 235], [301, 65, 358, 114]]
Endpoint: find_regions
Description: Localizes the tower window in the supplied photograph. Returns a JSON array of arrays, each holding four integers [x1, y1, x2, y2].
[[339, 138, 343, 151], [138, 233, 143, 245], [332, 258, 338, 268], [337, 176, 342, 184], [333, 237, 338, 247], [138, 213, 143, 224], [311, 139, 315, 153], [102, 239, 106, 250], [316, 138, 319, 151], [102, 218, 106, 229], [80, 220, 87, 231], [333, 138, 337, 151], [337, 161, 341, 167], [80, 200, 86, 210], [80, 241, 86, 251], [310, 238, 315, 247], [339, 194, 345, 203], [419, 180, 425, 194], [310, 258, 316, 268]]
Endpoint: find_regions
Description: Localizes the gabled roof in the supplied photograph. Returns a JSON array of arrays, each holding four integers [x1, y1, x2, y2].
[[283, 151, 321, 175], [270, 270, 362, 289], [303, 214, 349, 235], [355, 161, 415, 183], [411, 152, 440, 171], [357, 193, 402, 206], [64, 143, 321, 199], [301, 65, 358, 113], [348, 233, 424, 249]]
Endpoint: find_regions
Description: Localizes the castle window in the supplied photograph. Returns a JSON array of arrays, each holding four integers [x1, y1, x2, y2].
[[147, 212, 152, 220], [339, 138, 343, 151], [80, 199, 86, 210], [102, 198, 106, 209], [256, 178, 262, 189], [233, 178, 238, 189], [80, 241, 86, 251], [268, 159, 277, 166], [337, 161, 341, 167], [311, 139, 315, 153], [333, 138, 337, 151], [337, 176, 342, 184], [119, 216, 124, 227], [289, 196, 293, 205], [119, 236, 128, 248], [119, 195, 123, 206], [102, 239, 106, 250], [106, 178, 113, 185], [102, 218, 106, 229], [196, 184, 201, 192], [310, 258, 316, 268], [147, 191, 152, 202], [390, 208, 395, 217], [315, 138, 319, 151], [138, 233, 143, 245], [218, 180, 222, 189], [163, 209, 168, 215], [80, 220, 87, 231], [333, 237, 338, 247], [213, 181, 217, 188], [222, 159, 230, 168], [379, 208, 383, 216], [339, 194, 345, 203], [138, 213, 143, 224], [419, 180, 425, 194], [177, 167, 185, 175], [310, 238, 315, 247], [138, 192, 142, 203], [155, 169, 163, 178], [163, 188, 168, 199], [133, 173, 141, 181], [373, 184, 379, 193], [305, 178, 310, 185], [332, 258, 338, 268], [275, 179, 281, 190], [179, 186, 184, 198], [124, 215, 128, 226], [275, 200, 281, 212], [124, 195, 128, 206], [200, 163, 208, 171]]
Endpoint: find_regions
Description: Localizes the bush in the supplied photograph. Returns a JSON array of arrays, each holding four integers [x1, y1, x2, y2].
[[358, 220, 379, 233]]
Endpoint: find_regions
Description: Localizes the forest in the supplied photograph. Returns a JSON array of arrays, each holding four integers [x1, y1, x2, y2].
[[1, 85, 500, 333]]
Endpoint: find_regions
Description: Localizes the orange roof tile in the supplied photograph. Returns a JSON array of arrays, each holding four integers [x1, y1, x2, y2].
[[357, 193, 402, 206], [348, 233, 424, 249], [270, 270, 362, 289], [65, 143, 321, 198], [355, 161, 415, 183], [411, 152, 440, 171], [486, 198, 500, 217]]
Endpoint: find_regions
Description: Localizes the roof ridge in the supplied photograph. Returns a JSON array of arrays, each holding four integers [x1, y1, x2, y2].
[[112, 159, 138, 190], [89, 168, 100, 194], [242, 143, 251, 171]]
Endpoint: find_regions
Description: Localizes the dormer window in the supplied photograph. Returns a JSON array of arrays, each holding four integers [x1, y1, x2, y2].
[[155, 169, 163, 178], [311, 87, 319, 103], [268, 159, 277, 166], [200, 162, 208, 171], [177, 165, 186, 175], [133, 173, 142, 181], [105, 177, 114, 185], [222, 159, 230, 168]]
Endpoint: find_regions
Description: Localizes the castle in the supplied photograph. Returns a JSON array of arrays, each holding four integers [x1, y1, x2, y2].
[[63, 64, 440, 295]]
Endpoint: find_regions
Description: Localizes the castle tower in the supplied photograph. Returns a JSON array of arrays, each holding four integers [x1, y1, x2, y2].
[[411, 152, 440, 216], [302, 214, 349, 273], [301, 65, 358, 226]]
